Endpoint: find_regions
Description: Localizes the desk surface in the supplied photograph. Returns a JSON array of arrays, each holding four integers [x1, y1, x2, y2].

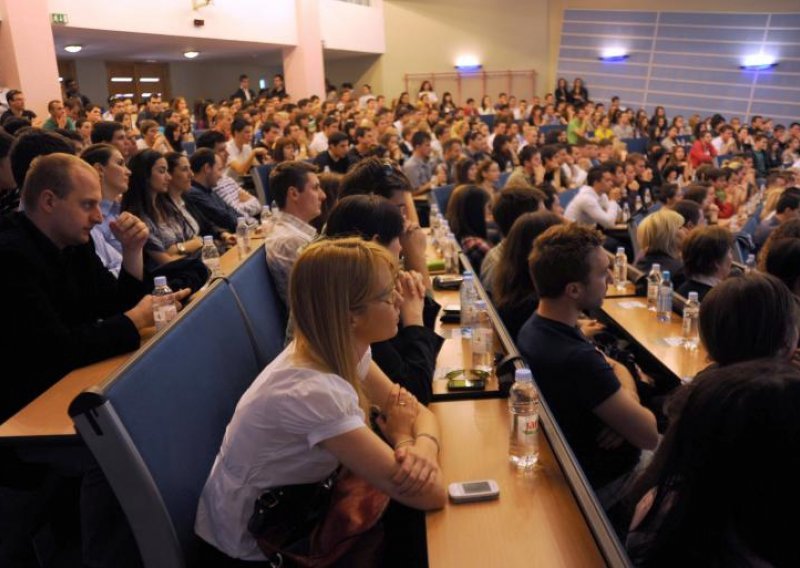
[[0, 243, 260, 441], [606, 281, 636, 298], [426, 399, 605, 568], [601, 296, 709, 381]]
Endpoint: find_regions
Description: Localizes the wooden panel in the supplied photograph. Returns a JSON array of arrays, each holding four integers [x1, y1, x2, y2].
[[426, 399, 605, 568]]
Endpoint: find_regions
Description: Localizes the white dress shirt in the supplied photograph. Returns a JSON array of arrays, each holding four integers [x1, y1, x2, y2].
[[564, 185, 620, 229]]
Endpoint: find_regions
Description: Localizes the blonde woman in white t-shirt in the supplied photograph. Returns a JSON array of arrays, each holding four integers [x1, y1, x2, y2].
[[196, 238, 445, 563]]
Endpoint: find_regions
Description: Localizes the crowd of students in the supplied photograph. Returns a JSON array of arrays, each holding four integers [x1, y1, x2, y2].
[[1, 72, 800, 566]]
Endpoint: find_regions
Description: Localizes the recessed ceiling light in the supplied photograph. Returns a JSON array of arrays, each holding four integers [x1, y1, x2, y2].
[[741, 53, 778, 71], [183, 50, 200, 59], [64, 44, 83, 53]]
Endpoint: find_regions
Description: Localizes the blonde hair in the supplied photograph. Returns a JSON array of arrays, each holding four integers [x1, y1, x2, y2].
[[290, 238, 398, 413], [637, 208, 685, 258]]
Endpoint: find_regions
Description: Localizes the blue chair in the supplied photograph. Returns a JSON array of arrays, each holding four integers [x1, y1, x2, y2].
[[251, 163, 274, 206], [559, 187, 579, 209], [226, 245, 287, 368], [69, 281, 263, 567], [432, 183, 455, 213], [539, 124, 566, 138], [478, 114, 495, 129], [621, 138, 647, 155], [498, 171, 511, 188], [181, 141, 196, 155]]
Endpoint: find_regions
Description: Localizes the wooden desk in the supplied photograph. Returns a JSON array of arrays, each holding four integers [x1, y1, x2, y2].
[[0, 244, 261, 442], [426, 399, 605, 568], [601, 297, 709, 382], [606, 281, 636, 298]]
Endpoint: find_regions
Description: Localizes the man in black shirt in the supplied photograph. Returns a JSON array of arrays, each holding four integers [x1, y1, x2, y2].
[[0, 90, 36, 126], [312, 131, 350, 174], [0, 154, 189, 420], [517, 224, 658, 506]]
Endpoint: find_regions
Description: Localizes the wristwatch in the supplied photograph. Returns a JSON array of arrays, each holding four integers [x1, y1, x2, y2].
[[177, 242, 187, 254]]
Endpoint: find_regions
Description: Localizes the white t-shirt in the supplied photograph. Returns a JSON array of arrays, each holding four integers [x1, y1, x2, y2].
[[225, 139, 253, 182], [195, 343, 371, 560]]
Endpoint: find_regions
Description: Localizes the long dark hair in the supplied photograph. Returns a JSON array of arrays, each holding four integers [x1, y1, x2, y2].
[[626, 359, 800, 567], [445, 184, 489, 241], [121, 149, 171, 224], [493, 211, 562, 310], [324, 194, 404, 246]]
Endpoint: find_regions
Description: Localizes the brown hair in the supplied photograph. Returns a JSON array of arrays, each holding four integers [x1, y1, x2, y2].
[[682, 226, 732, 278], [22, 153, 95, 211], [758, 218, 800, 271], [529, 223, 604, 298]]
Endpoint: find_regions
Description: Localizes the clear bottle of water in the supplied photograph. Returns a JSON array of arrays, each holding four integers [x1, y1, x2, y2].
[[646, 263, 662, 312], [621, 202, 631, 223], [444, 236, 460, 275], [745, 253, 756, 274], [643, 188, 652, 207], [152, 276, 178, 331], [472, 300, 493, 372], [236, 216, 250, 259], [613, 247, 627, 291], [460, 271, 478, 327], [509, 368, 539, 469], [201, 235, 220, 278], [635, 195, 643, 211], [657, 270, 673, 323], [682, 291, 700, 350], [260, 205, 272, 231]]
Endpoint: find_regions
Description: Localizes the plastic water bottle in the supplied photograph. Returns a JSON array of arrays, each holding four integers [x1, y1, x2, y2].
[[152, 276, 178, 331], [682, 291, 700, 350], [270, 199, 279, 214], [646, 263, 662, 312], [460, 271, 478, 327], [201, 235, 220, 278], [634, 195, 643, 211], [745, 253, 756, 274], [444, 237, 460, 275], [236, 216, 250, 259], [644, 188, 652, 207], [657, 270, 673, 323], [508, 369, 539, 469], [613, 247, 627, 291], [621, 202, 631, 223], [472, 300, 493, 372], [260, 205, 273, 231]]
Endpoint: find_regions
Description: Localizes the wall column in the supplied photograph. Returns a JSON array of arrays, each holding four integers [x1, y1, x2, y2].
[[282, 0, 325, 99], [0, 0, 61, 119]]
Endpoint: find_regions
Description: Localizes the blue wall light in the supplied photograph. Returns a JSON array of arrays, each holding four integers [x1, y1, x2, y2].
[[741, 53, 778, 71], [599, 48, 629, 62], [455, 55, 482, 73]]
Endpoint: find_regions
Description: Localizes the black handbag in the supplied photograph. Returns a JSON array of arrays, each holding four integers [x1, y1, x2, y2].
[[149, 250, 210, 294]]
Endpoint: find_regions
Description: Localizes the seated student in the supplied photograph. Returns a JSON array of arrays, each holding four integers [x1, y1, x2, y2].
[[195, 130, 262, 221], [507, 145, 545, 188], [682, 183, 720, 225], [195, 238, 446, 564], [655, 183, 680, 208], [403, 131, 441, 196], [453, 156, 477, 185], [445, 184, 492, 274], [754, 191, 800, 250], [312, 131, 350, 174], [634, 209, 686, 288], [264, 161, 325, 306], [758, 218, 800, 271], [90, 121, 127, 155], [339, 156, 425, 258], [765, 238, 800, 297], [186, 148, 240, 235], [135, 119, 170, 154], [564, 165, 621, 229], [493, 211, 562, 340], [699, 273, 799, 368], [626, 360, 800, 567], [677, 226, 732, 302], [671, 199, 704, 231], [0, 127, 19, 215], [325, 195, 444, 405], [0, 154, 189, 420], [81, 144, 132, 275], [225, 118, 268, 184], [518, 224, 658, 506], [479, 184, 543, 295]]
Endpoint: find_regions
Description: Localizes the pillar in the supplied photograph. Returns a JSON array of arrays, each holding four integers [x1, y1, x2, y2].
[[0, 0, 61, 120], [282, 0, 326, 100]]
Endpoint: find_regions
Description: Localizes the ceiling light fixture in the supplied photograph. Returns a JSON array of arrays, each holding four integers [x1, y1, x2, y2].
[[183, 50, 200, 59], [454, 55, 482, 73], [64, 44, 83, 53], [741, 53, 778, 71], [599, 48, 629, 62]]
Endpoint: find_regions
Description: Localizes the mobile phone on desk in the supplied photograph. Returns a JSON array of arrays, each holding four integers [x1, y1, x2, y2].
[[446, 369, 488, 391], [440, 304, 461, 324], [448, 479, 500, 503], [433, 275, 463, 290]]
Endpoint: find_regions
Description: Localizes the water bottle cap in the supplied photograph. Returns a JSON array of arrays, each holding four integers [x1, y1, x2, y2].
[[203, 235, 214, 245], [688, 291, 699, 301], [460, 328, 473, 338], [475, 300, 487, 310], [662, 270, 671, 279], [652, 263, 661, 271], [515, 368, 533, 382], [154, 276, 167, 287], [262, 205, 270, 211], [616, 247, 625, 254], [462, 271, 473, 279]]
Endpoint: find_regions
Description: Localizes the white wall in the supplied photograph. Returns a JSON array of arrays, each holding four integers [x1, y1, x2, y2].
[[47, 0, 298, 45], [320, 0, 385, 53]]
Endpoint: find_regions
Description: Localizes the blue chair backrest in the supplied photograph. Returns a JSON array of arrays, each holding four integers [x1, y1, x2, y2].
[[251, 164, 274, 206], [622, 137, 648, 155], [181, 141, 196, 156], [227, 246, 287, 367], [478, 114, 495, 129], [432, 183, 455, 213], [559, 187, 578, 209], [539, 124, 566, 136], [498, 171, 511, 188], [70, 281, 262, 567], [742, 214, 759, 237]]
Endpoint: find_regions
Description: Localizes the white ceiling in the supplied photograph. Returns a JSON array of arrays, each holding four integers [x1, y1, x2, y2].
[[51, 26, 286, 63]]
